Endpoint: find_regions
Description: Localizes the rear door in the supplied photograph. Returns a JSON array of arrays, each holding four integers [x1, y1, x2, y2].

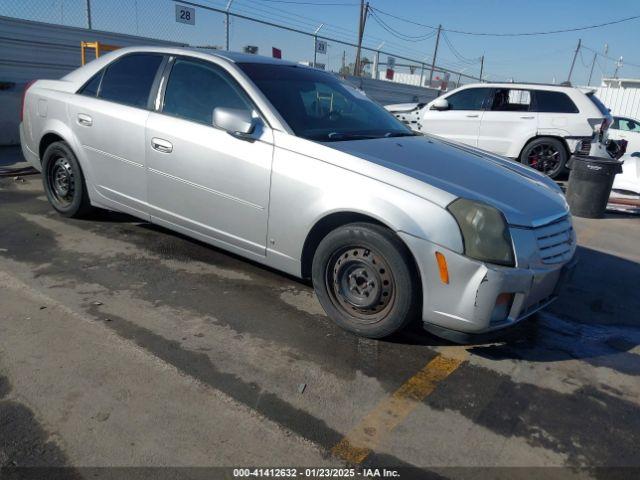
[[477, 88, 536, 157], [421, 87, 492, 147], [67, 53, 165, 218]]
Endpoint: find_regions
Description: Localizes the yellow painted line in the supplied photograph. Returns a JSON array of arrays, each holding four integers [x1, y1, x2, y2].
[[331, 348, 468, 464]]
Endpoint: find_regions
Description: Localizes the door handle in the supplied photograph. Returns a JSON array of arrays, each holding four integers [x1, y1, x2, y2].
[[77, 113, 92, 126], [465, 114, 479, 118], [520, 115, 535, 119], [151, 137, 173, 153]]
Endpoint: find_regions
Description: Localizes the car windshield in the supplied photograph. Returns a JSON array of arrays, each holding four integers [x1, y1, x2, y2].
[[238, 62, 413, 142]]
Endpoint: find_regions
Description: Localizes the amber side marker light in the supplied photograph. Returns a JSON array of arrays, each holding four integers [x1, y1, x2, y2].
[[435, 252, 449, 284]]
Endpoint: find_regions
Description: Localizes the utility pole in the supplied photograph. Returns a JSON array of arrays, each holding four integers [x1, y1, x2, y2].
[[587, 51, 598, 86], [313, 24, 324, 68], [86, 0, 92, 29], [428, 24, 442, 87], [479, 55, 484, 82], [225, 0, 234, 51], [372, 42, 384, 80], [566, 38, 581, 84], [341, 50, 346, 74], [613, 56, 623, 78], [354, 1, 369, 77]]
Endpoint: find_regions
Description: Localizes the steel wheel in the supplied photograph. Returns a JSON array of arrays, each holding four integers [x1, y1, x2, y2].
[[47, 155, 75, 208], [325, 246, 396, 324], [42, 141, 93, 218]]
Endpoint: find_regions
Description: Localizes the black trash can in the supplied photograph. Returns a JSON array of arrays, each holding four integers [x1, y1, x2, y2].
[[565, 156, 623, 219]]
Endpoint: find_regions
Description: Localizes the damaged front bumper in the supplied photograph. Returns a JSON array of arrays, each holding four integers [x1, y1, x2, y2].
[[399, 232, 577, 342]]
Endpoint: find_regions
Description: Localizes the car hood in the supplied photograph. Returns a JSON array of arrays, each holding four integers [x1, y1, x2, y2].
[[325, 135, 569, 228]]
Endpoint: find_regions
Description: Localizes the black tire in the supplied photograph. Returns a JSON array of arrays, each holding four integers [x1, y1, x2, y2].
[[311, 222, 420, 339], [519, 137, 568, 179], [42, 141, 93, 218]]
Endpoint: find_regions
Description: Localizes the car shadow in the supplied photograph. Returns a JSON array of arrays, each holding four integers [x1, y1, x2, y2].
[[81, 210, 640, 374]]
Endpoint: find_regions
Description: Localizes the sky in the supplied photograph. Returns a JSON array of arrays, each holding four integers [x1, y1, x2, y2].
[[2, 0, 639, 85]]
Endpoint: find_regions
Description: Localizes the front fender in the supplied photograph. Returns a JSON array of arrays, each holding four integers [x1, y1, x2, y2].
[[267, 141, 464, 276]]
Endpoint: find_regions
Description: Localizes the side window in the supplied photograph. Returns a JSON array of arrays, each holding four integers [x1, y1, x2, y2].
[[98, 54, 164, 108], [619, 119, 640, 132], [445, 88, 490, 111], [78, 70, 103, 97], [611, 118, 620, 130], [534, 91, 579, 113], [162, 58, 252, 126], [491, 88, 531, 112]]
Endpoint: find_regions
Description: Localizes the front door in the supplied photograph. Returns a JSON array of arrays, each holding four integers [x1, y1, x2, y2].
[[146, 57, 273, 257], [421, 87, 492, 147]]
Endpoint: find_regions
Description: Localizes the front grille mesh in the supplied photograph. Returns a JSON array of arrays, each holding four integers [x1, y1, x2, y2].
[[534, 216, 574, 265]]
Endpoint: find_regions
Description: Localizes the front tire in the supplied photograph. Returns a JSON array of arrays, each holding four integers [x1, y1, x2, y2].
[[311, 223, 420, 338], [42, 141, 93, 218], [519, 137, 568, 179]]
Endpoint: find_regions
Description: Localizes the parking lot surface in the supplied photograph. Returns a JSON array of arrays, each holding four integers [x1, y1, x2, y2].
[[1, 147, 640, 477]]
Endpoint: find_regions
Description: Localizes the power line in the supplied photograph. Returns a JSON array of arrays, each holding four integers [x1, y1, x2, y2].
[[442, 32, 479, 65], [581, 43, 640, 69], [371, 7, 640, 37], [234, 0, 431, 56], [368, 8, 435, 42], [252, 0, 359, 5]]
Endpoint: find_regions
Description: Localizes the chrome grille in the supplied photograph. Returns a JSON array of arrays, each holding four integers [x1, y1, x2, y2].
[[534, 216, 575, 265]]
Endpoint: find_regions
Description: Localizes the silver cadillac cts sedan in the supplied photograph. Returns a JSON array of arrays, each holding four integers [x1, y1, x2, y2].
[[20, 47, 577, 341]]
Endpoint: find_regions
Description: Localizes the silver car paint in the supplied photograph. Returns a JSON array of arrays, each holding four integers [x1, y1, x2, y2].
[[20, 46, 577, 335]]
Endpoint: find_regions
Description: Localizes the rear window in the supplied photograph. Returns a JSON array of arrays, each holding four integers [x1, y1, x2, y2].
[[97, 53, 164, 108], [491, 88, 531, 112], [587, 92, 610, 116], [534, 91, 579, 113]]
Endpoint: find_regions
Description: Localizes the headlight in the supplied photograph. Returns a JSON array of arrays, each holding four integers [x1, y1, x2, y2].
[[447, 198, 515, 267]]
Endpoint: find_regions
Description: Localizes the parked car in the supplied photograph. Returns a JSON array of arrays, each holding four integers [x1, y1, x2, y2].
[[612, 152, 640, 195], [20, 47, 576, 341], [386, 83, 613, 179], [608, 116, 640, 155]]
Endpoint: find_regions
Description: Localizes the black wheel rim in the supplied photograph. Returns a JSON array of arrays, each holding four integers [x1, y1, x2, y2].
[[325, 246, 395, 324], [47, 155, 75, 207], [527, 143, 561, 175]]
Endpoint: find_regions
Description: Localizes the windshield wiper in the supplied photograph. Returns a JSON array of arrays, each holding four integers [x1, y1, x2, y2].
[[384, 131, 418, 138], [326, 132, 380, 141]]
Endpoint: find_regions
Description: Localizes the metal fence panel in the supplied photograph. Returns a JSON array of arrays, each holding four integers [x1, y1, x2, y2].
[[595, 85, 640, 119], [0, 15, 183, 82]]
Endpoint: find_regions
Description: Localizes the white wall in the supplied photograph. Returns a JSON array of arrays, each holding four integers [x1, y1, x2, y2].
[[594, 84, 640, 120]]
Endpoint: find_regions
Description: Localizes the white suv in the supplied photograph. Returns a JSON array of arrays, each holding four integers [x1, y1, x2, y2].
[[387, 83, 612, 178]]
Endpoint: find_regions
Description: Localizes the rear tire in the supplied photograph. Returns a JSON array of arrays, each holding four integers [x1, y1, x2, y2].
[[311, 222, 420, 339], [42, 141, 93, 218], [519, 137, 568, 179]]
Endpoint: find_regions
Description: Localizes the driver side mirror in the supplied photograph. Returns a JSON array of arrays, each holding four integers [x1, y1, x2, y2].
[[213, 107, 258, 139], [430, 98, 449, 111]]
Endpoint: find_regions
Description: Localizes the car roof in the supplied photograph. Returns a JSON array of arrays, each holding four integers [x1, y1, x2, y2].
[[456, 82, 584, 92], [118, 45, 299, 66], [62, 45, 305, 84]]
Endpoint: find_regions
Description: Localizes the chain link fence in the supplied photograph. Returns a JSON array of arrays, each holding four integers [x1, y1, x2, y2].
[[0, 0, 482, 88]]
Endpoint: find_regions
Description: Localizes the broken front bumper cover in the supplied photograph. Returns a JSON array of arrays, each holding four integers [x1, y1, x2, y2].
[[399, 233, 578, 341]]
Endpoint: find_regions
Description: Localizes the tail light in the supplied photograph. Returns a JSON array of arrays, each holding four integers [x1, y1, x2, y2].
[[20, 80, 36, 123]]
